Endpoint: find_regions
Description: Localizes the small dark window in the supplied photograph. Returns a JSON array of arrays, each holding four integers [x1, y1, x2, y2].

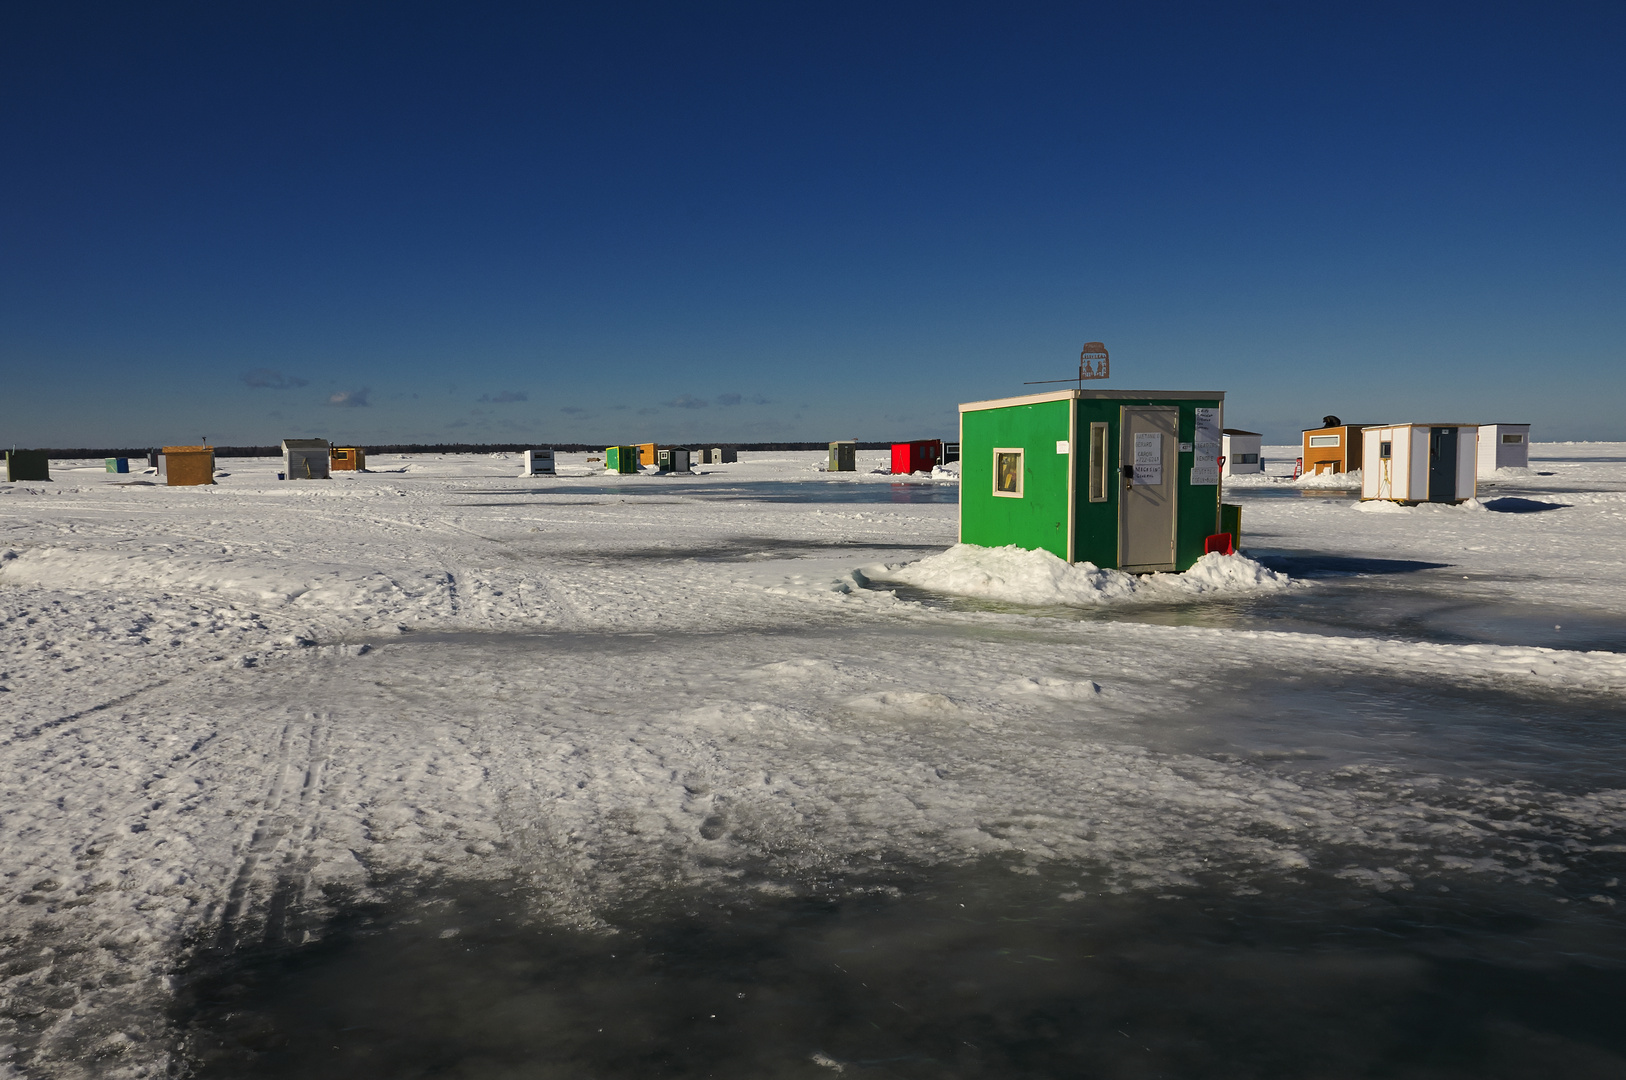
[[1379, 441, 1392, 459], [1237, 453, 1258, 464]]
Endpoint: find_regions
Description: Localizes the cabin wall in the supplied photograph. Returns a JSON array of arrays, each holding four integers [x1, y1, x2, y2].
[[959, 398, 1074, 560]]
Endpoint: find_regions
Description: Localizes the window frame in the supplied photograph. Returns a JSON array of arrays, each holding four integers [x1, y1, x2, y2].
[[1379, 441, 1392, 459], [1502, 433, 1523, 444], [1087, 423, 1109, 502], [992, 447, 1024, 498], [1308, 434, 1341, 448]]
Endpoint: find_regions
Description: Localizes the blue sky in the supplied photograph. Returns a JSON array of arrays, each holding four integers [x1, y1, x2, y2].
[[3, 2, 1623, 447]]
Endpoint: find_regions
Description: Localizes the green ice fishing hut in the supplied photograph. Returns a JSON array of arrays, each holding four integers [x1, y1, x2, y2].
[[959, 389, 1227, 573]]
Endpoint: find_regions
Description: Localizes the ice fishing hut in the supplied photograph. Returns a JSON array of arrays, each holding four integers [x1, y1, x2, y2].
[[715, 447, 737, 463], [330, 447, 366, 471], [1477, 424, 1530, 472], [636, 442, 658, 467], [1360, 424, 1479, 504], [522, 449, 556, 476], [281, 438, 331, 479], [161, 446, 215, 486], [828, 440, 857, 472], [1221, 429, 1263, 476], [657, 448, 691, 473], [604, 446, 638, 473], [959, 389, 1226, 572], [1301, 419, 1367, 475], [891, 440, 944, 475], [5, 450, 50, 482], [105, 457, 129, 473]]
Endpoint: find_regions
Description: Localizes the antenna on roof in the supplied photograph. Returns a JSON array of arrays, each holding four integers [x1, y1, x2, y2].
[[1025, 342, 1110, 388]]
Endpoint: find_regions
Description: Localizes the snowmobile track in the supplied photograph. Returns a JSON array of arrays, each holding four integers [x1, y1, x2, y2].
[[215, 713, 331, 950]]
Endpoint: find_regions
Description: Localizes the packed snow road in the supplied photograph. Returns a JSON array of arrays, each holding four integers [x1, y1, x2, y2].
[[2, 447, 1624, 1077]]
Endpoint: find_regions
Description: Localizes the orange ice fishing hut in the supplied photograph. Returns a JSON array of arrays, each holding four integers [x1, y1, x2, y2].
[[330, 447, 366, 471], [161, 446, 215, 486], [1300, 417, 1367, 475]]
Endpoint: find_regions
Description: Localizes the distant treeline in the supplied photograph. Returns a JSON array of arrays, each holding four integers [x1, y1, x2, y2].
[[35, 441, 898, 458]]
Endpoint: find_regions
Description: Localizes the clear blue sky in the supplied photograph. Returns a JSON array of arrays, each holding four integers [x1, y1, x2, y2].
[[3, 2, 1623, 447]]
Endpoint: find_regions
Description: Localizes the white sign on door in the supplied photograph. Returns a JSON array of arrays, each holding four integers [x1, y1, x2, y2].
[[1133, 431, 1163, 485], [1191, 406, 1221, 486]]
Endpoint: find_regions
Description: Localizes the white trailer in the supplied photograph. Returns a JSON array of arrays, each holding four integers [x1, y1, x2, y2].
[[1360, 425, 1478, 504], [1476, 424, 1530, 473], [522, 449, 556, 476], [1221, 429, 1263, 476]]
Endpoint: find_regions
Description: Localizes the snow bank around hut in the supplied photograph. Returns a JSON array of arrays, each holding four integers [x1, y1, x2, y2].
[[1223, 468, 1363, 490], [863, 544, 1297, 606], [1355, 497, 1488, 515]]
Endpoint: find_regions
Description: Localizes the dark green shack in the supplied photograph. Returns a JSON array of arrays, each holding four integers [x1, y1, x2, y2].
[[959, 389, 1226, 572], [604, 446, 638, 474], [6, 450, 51, 482]]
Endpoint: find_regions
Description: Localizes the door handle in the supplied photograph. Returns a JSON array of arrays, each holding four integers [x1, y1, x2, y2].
[[1121, 463, 1134, 487]]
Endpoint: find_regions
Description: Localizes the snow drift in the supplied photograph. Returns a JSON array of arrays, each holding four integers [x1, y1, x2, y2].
[[862, 544, 1297, 606]]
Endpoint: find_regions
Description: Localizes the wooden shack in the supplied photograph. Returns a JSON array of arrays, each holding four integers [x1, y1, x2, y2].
[[282, 438, 331, 479], [330, 447, 366, 471], [959, 389, 1226, 572], [1300, 422, 1368, 474], [1477, 424, 1530, 472], [162, 446, 215, 486], [1360, 425, 1479, 504], [891, 440, 944, 475], [636, 442, 658, 467], [1221, 429, 1263, 476], [5, 450, 50, 482], [604, 446, 638, 473], [828, 440, 857, 472], [522, 449, 556, 476]]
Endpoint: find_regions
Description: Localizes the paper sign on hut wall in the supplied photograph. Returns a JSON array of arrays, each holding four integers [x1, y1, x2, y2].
[[1191, 407, 1221, 485]]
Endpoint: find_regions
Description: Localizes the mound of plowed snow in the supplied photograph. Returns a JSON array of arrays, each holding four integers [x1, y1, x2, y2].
[[862, 544, 1296, 606]]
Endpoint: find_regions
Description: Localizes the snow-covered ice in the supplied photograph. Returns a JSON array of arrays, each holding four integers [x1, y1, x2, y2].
[[3, 446, 1625, 1076]]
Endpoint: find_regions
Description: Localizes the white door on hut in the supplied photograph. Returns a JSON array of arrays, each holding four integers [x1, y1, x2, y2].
[[1118, 407, 1179, 572]]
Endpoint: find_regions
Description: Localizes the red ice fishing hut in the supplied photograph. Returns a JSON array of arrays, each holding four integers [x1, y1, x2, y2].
[[891, 440, 944, 475]]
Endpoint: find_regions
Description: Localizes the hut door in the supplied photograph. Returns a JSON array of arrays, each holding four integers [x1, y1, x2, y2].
[[1119, 407, 1179, 572], [1428, 427, 1457, 503]]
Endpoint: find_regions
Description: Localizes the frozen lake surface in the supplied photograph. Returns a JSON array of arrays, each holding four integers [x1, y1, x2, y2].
[[3, 446, 1624, 1077]]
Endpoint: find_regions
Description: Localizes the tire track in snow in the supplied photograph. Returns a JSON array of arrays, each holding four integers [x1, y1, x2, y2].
[[216, 713, 330, 949], [261, 716, 331, 946]]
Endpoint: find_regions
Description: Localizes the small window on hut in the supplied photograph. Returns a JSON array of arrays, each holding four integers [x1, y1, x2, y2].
[[1087, 423, 1109, 502], [335, 450, 349, 460], [1502, 433, 1523, 444], [1237, 453, 1258, 464], [1379, 441, 1392, 459], [1308, 434, 1340, 447], [993, 449, 1023, 498]]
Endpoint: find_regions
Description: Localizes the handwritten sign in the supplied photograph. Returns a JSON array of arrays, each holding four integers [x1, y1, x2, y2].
[[1133, 431, 1163, 485]]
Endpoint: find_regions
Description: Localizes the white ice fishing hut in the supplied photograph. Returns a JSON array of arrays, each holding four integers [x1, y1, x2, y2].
[[522, 449, 556, 476], [281, 438, 331, 479], [1221, 429, 1263, 476], [1360, 424, 1478, 504], [1477, 424, 1530, 472]]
